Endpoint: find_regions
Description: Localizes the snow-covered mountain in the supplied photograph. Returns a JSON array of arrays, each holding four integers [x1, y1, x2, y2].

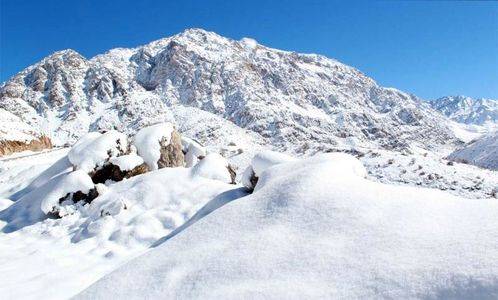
[[1, 28, 458, 152], [429, 95, 498, 127], [448, 131, 498, 170]]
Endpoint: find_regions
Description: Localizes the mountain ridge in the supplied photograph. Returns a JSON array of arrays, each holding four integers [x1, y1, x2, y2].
[[1, 28, 459, 153]]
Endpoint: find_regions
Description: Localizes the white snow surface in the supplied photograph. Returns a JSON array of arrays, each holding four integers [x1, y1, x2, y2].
[[68, 131, 128, 172], [133, 123, 174, 170], [242, 150, 296, 189], [0, 148, 241, 299], [181, 136, 206, 167], [448, 131, 498, 170], [0, 108, 39, 142], [191, 153, 232, 183], [108, 153, 144, 171], [78, 153, 498, 299]]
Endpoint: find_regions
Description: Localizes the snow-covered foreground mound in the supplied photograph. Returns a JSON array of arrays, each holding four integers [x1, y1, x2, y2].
[[448, 131, 498, 171], [79, 153, 498, 299], [0, 149, 243, 299]]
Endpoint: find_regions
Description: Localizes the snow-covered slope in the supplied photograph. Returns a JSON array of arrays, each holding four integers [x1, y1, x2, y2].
[[430, 95, 498, 128], [1, 28, 458, 151], [78, 153, 498, 299], [448, 131, 498, 170]]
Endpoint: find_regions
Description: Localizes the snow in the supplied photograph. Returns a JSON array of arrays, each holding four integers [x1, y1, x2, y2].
[[68, 131, 128, 172], [1, 169, 94, 229], [448, 131, 498, 170], [0, 108, 38, 142], [242, 150, 295, 189], [108, 153, 144, 171], [133, 123, 174, 170], [191, 153, 232, 183], [181, 136, 206, 167], [0, 149, 237, 299], [78, 153, 498, 299], [250, 150, 296, 177]]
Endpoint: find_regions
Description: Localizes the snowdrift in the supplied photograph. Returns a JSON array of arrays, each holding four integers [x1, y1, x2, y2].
[[78, 153, 498, 299]]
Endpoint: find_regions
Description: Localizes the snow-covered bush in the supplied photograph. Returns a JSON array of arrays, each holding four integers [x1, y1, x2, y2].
[[68, 131, 128, 173]]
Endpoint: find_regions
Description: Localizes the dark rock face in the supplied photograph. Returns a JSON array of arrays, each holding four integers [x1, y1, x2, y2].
[[158, 130, 184, 168], [91, 162, 149, 184]]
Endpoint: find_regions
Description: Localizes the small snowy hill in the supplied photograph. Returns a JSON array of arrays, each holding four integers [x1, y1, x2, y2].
[[77, 153, 498, 299], [1, 28, 458, 151], [430, 95, 498, 128], [448, 131, 498, 170]]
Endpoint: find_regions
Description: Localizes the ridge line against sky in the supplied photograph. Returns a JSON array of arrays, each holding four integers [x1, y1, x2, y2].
[[1, 0, 497, 99]]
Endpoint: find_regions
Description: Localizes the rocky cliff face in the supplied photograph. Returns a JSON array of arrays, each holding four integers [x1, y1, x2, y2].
[[1, 28, 458, 153]]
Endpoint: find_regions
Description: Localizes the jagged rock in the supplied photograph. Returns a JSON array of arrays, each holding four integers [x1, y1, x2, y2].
[[158, 130, 184, 168]]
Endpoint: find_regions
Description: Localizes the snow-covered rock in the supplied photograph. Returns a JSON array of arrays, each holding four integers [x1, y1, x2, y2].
[[242, 150, 295, 190], [191, 153, 234, 184], [448, 131, 498, 170], [133, 123, 184, 170], [108, 153, 144, 171], [181, 136, 206, 167], [77, 153, 498, 299], [68, 131, 128, 173], [1, 169, 94, 228]]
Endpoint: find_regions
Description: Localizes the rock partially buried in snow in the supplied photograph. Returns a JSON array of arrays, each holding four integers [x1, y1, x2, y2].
[[90, 155, 149, 184], [191, 153, 236, 184], [242, 150, 296, 190], [68, 131, 128, 173], [134, 123, 184, 170]]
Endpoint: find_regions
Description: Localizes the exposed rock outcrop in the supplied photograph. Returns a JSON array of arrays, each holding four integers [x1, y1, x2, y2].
[[0, 136, 53, 156], [158, 130, 184, 168]]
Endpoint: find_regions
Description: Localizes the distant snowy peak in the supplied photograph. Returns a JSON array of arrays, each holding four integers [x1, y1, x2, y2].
[[1, 28, 458, 152], [429, 95, 498, 126]]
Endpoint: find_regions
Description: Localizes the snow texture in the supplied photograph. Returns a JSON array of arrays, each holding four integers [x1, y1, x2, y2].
[[181, 136, 206, 167], [68, 131, 128, 172], [108, 153, 144, 171], [78, 153, 498, 299], [190, 153, 231, 183]]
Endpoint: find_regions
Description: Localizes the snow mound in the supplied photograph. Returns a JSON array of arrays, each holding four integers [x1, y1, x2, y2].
[[78, 153, 498, 299], [242, 150, 295, 189], [133, 123, 174, 170], [448, 131, 498, 170], [71, 167, 236, 247], [108, 154, 144, 171], [1, 170, 94, 229], [191, 153, 232, 183], [68, 131, 128, 172]]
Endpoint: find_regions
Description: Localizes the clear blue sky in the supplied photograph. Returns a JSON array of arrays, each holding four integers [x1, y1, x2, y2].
[[1, 0, 497, 99]]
